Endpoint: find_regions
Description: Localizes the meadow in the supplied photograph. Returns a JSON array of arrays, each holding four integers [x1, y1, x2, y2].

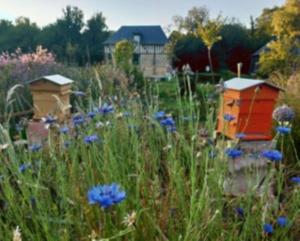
[[0, 74, 299, 241]]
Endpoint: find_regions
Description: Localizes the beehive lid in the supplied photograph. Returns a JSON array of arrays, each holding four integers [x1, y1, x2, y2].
[[224, 78, 282, 91], [29, 74, 73, 86]]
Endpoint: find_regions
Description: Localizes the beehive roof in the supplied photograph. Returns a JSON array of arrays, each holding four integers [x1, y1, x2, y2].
[[224, 78, 282, 91], [29, 74, 73, 86]]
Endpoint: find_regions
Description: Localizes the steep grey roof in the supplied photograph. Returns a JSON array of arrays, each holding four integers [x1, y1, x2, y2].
[[252, 44, 270, 57], [104, 25, 168, 45], [224, 78, 282, 91], [29, 74, 73, 85]]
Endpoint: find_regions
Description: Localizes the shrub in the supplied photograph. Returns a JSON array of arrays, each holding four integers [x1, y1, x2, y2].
[[0, 46, 60, 115]]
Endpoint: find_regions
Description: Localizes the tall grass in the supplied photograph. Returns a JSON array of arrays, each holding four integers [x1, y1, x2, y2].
[[0, 76, 299, 241]]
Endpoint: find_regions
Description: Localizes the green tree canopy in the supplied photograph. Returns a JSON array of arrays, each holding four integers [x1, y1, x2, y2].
[[196, 16, 223, 81], [258, 0, 300, 77], [83, 13, 110, 64], [114, 40, 134, 74]]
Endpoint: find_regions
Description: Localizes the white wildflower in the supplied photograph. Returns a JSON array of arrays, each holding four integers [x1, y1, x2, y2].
[[13, 226, 22, 241], [122, 211, 137, 227]]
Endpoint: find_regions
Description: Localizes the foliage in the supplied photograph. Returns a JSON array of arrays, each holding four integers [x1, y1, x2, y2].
[[196, 16, 223, 81], [258, 38, 299, 76], [173, 6, 209, 32], [196, 16, 223, 50], [272, 0, 300, 38], [168, 7, 264, 75], [0, 46, 60, 116], [83, 13, 110, 64], [113, 40, 134, 74], [0, 6, 110, 65], [258, 0, 300, 76], [254, 7, 278, 42]]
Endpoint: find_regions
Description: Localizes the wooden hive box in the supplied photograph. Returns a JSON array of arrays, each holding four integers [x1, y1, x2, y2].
[[216, 78, 282, 140], [29, 74, 73, 121]]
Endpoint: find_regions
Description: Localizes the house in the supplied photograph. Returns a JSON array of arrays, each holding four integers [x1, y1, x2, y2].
[[249, 43, 272, 73], [104, 25, 169, 78], [250, 37, 300, 73]]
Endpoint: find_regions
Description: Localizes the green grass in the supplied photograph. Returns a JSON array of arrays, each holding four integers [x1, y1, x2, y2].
[[0, 77, 299, 241]]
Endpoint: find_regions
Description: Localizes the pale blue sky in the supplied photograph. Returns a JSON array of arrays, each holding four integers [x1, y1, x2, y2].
[[0, 0, 284, 31]]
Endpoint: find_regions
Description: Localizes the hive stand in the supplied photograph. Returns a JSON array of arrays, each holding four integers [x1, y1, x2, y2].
[[223, 140, 276, 196]]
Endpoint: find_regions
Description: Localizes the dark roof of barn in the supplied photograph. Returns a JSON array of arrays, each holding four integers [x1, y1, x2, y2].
[[104, 25, 168, 45]]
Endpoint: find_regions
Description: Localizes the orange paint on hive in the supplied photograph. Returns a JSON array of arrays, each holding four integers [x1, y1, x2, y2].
[[216, 78, 283, 141]]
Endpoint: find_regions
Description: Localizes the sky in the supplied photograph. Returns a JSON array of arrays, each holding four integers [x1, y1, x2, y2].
[[0, 0, 285, 32]]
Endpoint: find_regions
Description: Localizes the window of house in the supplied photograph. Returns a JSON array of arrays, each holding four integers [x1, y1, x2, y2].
[[132, 53, 140, 65]]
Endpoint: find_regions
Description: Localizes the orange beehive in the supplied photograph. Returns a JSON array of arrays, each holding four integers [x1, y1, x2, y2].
[[216, 78, 282, 140], [29, 74, 73, 121]]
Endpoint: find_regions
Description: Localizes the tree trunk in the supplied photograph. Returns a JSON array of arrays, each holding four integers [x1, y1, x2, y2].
[[207, 47, 215, 82]]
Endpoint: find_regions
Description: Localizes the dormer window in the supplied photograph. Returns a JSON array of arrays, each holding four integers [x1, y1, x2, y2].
[[133, 34, 141, 44]]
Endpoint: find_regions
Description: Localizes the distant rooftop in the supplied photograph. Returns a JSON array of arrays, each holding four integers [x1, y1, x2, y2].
[[29, 74, 73, 86], [224, 78, 282, 91], [104, 25, 168, 45]]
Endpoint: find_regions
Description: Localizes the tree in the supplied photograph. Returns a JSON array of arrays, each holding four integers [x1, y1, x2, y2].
[[258, 0, 300, 77], [0, 17, 40, 53], [173, 6, 209, 32], [196, 16, 223, 81], [38, 6, 84, 63], [114, 40, 134, 74], [272, 0, 300, 38], [83, 13, 110, 64], [218, 22, 254, 73]]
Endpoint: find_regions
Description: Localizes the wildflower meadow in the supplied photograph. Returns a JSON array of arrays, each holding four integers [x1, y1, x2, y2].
[[0, 74, 299, 241]]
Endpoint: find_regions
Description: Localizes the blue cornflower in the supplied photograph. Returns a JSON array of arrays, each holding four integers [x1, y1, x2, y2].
[[42, 115, 57, 124], [72, 114, 85, 126], [277, 216, 288, 227], [60, 126, 69, 134], [73, 91, 86, 97], [225, 148, 243, 159], [276, 126, 291, 135], [87, 183, 126, 209], [263, 223, 273, 234], [19, 163, 31, 173], [290, 176, 300, 184], [99, 103, 114, 115], [88, 111, 97, 119], [29, 143, 42, 152], [160, 117, 175, 127], [84, 134, 99, 144], [224, 114, 235, 122], [235, 207, 244, 218], [154, 111, 166, 120], [261, 150, 283, 162], [236, 133, 246, 139], [160, 117, 176, 132]]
